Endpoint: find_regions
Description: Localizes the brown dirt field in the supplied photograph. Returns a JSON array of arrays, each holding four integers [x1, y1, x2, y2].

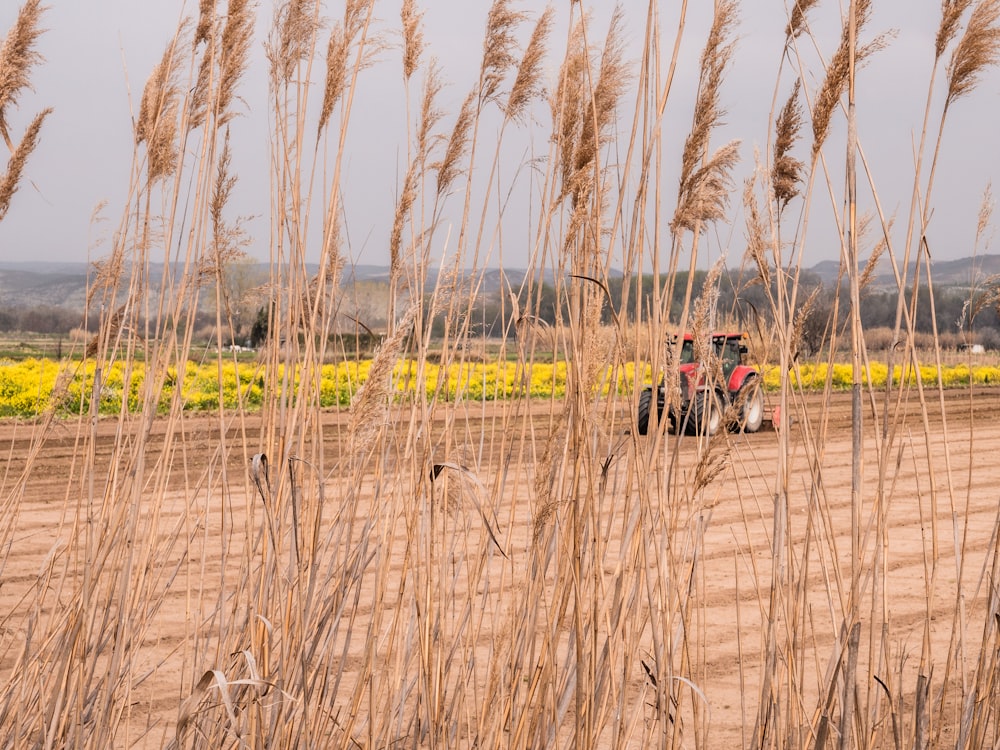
[[2, 386, 1000, 746]]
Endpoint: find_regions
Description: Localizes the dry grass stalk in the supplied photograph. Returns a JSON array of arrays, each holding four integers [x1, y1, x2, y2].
[[479, 0, 526, 106], [0, 105, 48, 221], [504, 7, 553, 122], [400, 0, 424, 81], [0, 0, 46, 150], [772, 79, 804, 213], [348, 304, 415, 454], [946, 0, 1000, 108]]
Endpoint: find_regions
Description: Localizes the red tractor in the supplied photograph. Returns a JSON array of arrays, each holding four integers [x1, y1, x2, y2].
[[637, 332, 765, 436]]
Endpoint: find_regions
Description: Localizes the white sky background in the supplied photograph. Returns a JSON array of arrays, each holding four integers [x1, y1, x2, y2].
[[0, 1, 998, 271]]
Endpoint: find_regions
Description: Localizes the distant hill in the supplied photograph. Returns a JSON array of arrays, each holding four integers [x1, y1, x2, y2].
[[806, 253, 1000, 287], [3, 255, 998, 312]]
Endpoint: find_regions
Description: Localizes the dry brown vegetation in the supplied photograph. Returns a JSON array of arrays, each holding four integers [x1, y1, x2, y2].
[[3, 2, 1000, 749]]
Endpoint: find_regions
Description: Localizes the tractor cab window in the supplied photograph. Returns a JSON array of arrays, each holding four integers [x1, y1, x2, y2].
[[679, 339, 695, 364], [721, 338, 741, 377]]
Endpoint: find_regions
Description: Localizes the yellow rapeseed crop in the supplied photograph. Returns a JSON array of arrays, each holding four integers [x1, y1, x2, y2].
[[0, 356, 998, 417]]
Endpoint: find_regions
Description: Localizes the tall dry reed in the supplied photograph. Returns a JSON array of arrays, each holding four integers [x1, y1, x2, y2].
[[2, 2, 1000, 749]]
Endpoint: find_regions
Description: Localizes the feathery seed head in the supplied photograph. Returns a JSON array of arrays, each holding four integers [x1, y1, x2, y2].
[[773, 79, 804, 212], [269, 0, 316, 85], [743, 177, 771, 289], [194, 0, 216, 47], [436, 90, 475, 196], [216, 0, 254, 123], [0, 106, 49, 222], [504, 7, 553, 122], [785, 0, 820, 41], [811, 0, 880, 157], [480, 0, 526, 106], [672, 140, 741, 234], [401, 0, 424, 80], [678, 1, 737, 201], [938, 0, 975, 59], [0, 0, 47, 145], [318, 25, 348, 134], [136, 44, 181, 181], [946, 0, 1000, 108]]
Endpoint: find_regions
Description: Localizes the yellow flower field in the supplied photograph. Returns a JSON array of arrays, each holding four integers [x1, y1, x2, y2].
[[1, 356, 999, 417]]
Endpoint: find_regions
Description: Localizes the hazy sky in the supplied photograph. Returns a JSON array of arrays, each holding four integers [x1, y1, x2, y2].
[[1, 1, 998, 271]]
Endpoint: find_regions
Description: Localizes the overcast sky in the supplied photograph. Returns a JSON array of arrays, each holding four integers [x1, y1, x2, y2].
[[1, 1, 998, 271]]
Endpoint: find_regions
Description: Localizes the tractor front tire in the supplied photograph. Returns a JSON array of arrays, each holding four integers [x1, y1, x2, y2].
[[737, 379, 764, 433], [638, 388, 653, 435], [688, 389, 722, 436]]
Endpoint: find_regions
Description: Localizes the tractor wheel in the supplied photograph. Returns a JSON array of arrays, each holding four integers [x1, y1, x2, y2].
[[687, 389, 722, 436], [637, 388, 653, 435], [737, 379, 764, 433], [638, 387, 665, 435]]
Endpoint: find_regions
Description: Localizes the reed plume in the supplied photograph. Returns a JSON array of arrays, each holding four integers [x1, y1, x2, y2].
[[574, 7, 627, 178], [479, 0, 525, 106], [673, 0, 738, 232], [938, 0, 976, 59], [671, 139, 740, 233], [400, 0, 424, 81], [743, 176, 771, 290], [0, 0, 46, 151], [436, 90, 475, 196], [136, 43, 181, 181], [772, 79, 803, 213], [349, 305, 416, 455], [553, 20, 585, 195], [318, 24, 348, 134], [415, 59, 442, 157], [318, 1, 375, 135], [194, 0, 215, 47], [945, 0, 1000, 108], [677, 0, 737, 195], [216, 0, 254, 123], [810, 0, 887, 157], [504, 7, 553, 122], [389, 163, 417, 278], [271, 0, 316, 85], [785, 0, 820, 41], [0, 105, 48, 221]]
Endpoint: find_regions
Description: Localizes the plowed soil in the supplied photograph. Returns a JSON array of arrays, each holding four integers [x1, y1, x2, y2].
[[2, 386, 1000, 746]]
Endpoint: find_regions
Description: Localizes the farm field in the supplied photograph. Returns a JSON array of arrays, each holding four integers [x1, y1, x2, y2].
[[2, 386, 998, 746]]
